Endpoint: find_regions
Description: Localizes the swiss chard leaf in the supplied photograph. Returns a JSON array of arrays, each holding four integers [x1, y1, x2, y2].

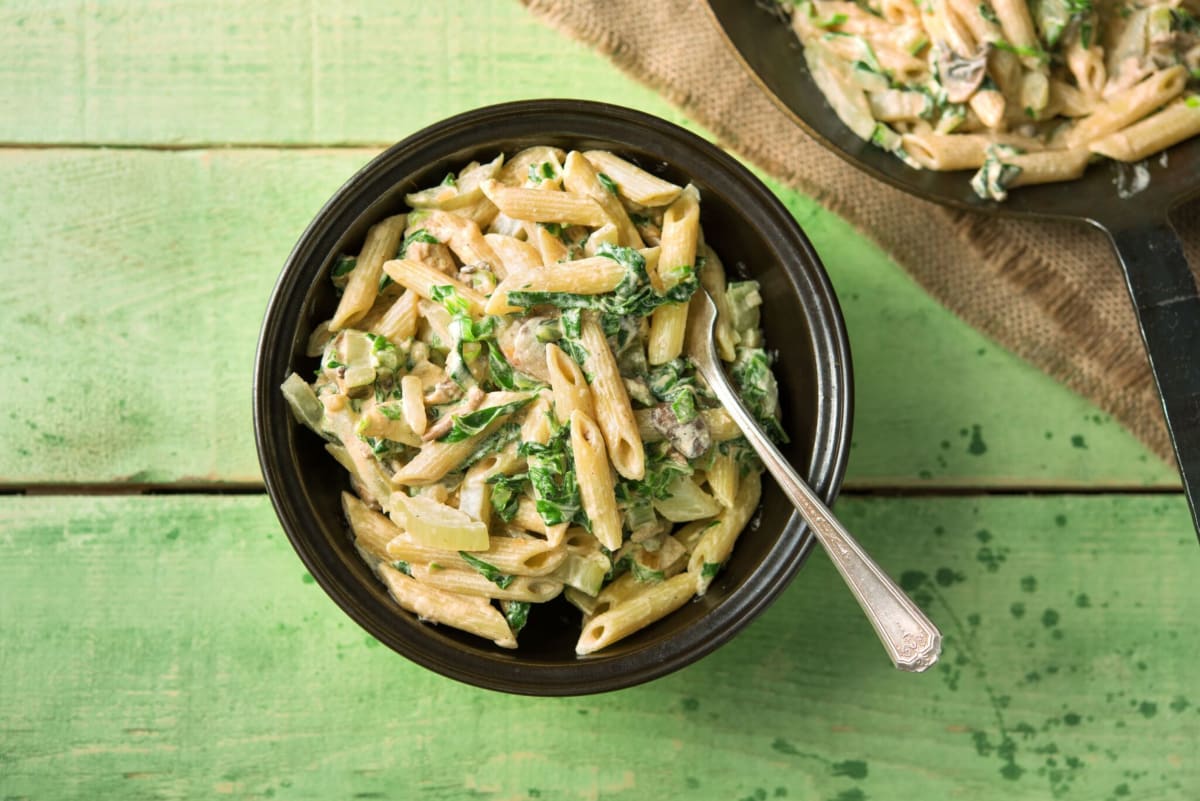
[[528, 161, 557, 184], [629, 559, 665, 583], [458, 422, 522, 472], [487, 343, 545, 391], [648, 358, 700, 424], [458, 551, 515, 589], [398, 227, 439, 258], [505, 243, 698, 318], [615, 440, 693, 502], [440, 398, 533, 443], [730, 348, 789, 444], [597, 172, 619, 196], [487, 473, 527, 522], [557, 308, 590, 369], [431, 284, 472, 317], [503, 600, 531, 635], [518, 423, 588, 529]]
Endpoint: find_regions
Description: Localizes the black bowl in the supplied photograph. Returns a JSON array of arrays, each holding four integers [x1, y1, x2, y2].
[[253, 100, 853, 695]]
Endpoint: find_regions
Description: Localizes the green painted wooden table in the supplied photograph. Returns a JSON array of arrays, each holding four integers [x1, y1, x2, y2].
[[2, 3, 1196, 799]]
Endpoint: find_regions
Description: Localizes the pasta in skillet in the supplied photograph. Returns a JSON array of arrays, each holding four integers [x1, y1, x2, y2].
[[777, 0, 1200, 199], [281, 148, 787, 654]]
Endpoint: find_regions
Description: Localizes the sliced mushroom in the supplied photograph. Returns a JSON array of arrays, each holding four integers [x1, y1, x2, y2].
[[424, 378, 463, 406], [649, 403, 711, 460], [498, 315, 555, 382], [938, 45, 989, 104]]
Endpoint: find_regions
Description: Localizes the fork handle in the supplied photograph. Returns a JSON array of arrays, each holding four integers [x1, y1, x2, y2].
[[695, 361, 942, 672]]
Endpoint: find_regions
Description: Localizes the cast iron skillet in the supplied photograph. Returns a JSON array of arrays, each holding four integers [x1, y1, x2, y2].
[[706, 0, 1200, 539], [254, 100, 853, 694]]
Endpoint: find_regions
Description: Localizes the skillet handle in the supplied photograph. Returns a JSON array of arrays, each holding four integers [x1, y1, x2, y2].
[[1108, 219, 1200, 540]]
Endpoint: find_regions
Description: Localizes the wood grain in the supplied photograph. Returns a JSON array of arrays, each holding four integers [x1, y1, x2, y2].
[[0, 149, 1174, 487], [0, 0, 684, 146], [1, 493, 1195, 799]]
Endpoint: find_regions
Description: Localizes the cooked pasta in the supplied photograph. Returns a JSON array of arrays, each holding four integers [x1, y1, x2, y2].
[[281, 147, 788, 653], [777, 0, 1200, 200]]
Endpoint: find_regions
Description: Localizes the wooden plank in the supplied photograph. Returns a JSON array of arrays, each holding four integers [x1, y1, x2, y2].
[[0, 0, 684, 145], [1, 493, 1195, 799], [0, 148, 1174, 487]]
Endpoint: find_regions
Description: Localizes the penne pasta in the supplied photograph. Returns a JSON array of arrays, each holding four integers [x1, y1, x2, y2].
[[382, 258, 489, 315], [371, 289, 420, 345], [486, 256, 626, 315], [570, 410, 623, 551], [483, 233, 543, 274], [1090, 98, 1200, 162], [330, 214, 407, 330], [776, 2, 1200, 200], [580, 313, 645, 480], [481, 179, 609, 227], [284, 146, 790, 652], [562, 150, 645, 248], [385, 534, 567, 577], [648, 184, 700, 365], [576, 573, 695, 654], [421, 211, 504, 276], [378, 564, 517, 648], [689, 472, 763, 596], [545, 343, 595, 423], [581, 150, 683, 206]]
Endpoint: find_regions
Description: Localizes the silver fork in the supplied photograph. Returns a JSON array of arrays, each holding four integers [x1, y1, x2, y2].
[[687, 290, 941, 672]]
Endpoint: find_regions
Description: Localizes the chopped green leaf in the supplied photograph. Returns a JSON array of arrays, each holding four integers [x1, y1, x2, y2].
[[503, 600, 531, 635], [487, 473, 526, 522], [392, 560, 413, 576], [487, 343, 545, 392], [459, 422, 522, 472], [376, 403, 405, 421], [556, 308, 590, 369], [440, 398, 534, 443], [519, 422, 588, 529], [365, 332, 395, 353], [459, 551, 515, 589], [398, 228, 440, 258], [528, 161, 557, 184], [332, 255, 357, 278], [731, 347, 789, 444], [615, 440, 693, 502], [991, 39, 1047, 61], [441, 172, 457, 187], [671, 390, 698, 424], [970, 144, 1024, 202], [362, 435, 406, 459], [629, 558, 665, 583], [597, 172, 619, 195], [701, 562, 722, 580], [507, 243, 698, 318], [431, 284, 471, 316]]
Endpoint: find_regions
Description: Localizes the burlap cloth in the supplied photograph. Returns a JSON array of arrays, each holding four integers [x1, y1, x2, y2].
[[521, 0, 1200, 465]]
